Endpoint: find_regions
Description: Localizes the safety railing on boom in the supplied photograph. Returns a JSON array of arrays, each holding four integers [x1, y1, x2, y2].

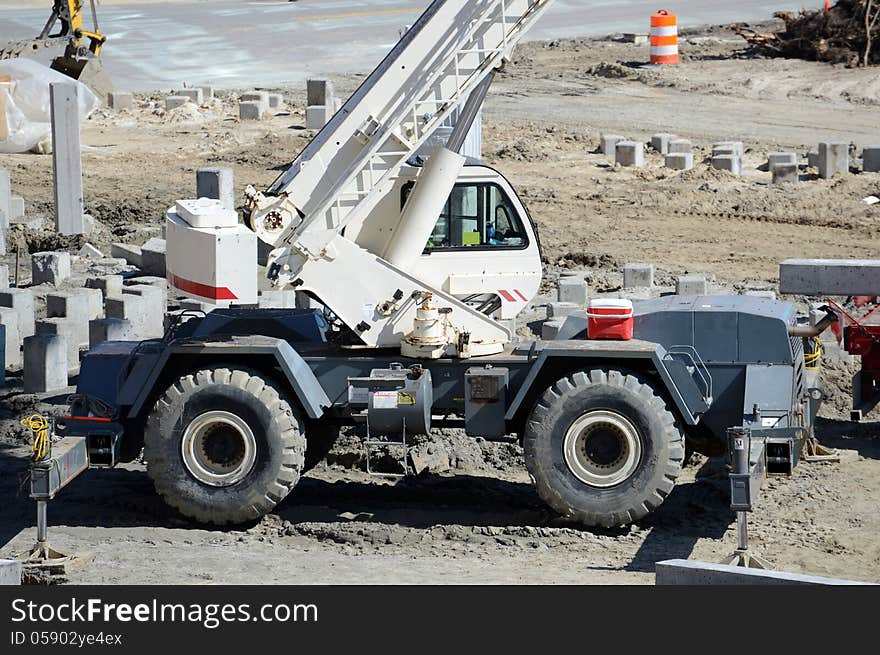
[[263, 0, 555, 254]]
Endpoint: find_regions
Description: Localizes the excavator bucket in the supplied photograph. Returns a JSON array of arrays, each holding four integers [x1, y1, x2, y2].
[[50, 49, 114, 104]]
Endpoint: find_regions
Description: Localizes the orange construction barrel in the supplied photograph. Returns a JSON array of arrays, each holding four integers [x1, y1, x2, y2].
[[650, 9, 679, 65]]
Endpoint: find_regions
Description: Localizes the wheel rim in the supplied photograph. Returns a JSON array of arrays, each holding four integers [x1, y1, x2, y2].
[[563, 410, 642, 488], [181, 411, 257, 487]]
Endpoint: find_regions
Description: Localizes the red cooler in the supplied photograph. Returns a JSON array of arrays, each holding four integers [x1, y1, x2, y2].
[[587, 299, 634, 340]]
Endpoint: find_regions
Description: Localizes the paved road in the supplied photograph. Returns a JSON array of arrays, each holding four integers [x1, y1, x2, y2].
[[0, 1, 813, 90]]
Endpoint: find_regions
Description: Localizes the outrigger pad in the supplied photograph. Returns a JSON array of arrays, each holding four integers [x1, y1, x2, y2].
[[20, 544, 94, 582]]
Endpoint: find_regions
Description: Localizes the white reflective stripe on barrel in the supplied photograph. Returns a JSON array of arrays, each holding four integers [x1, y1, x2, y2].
[[649, 25, 677, 37], [649, 45, 679, 55]]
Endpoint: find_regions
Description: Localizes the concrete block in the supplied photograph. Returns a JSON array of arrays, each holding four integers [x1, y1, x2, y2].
[[197, 167, 235, 212], [623, 263, 654, 289], [547, 301, 580, 318], [31, 251, 71, 286], [767, 152, 797, 169], [240, 91, 269, 109], [268, 94, 284, 109], [541, 318, 564, 340], [23, 334, 67, 393], [50, 83, 85, 235], [0, 264, 8, 289], [307, 79, 334, 107], [306, 105, 331, 130], [655, 559, 874, 586], [818, 141, 849, 179], [35, 318, 81, 368], [780, 258, 880, 296], [807, 149, 819, 168], [239, 101, 264, 121], [81, 287, 104, 320], [10, 195, 24, 220], [675, 274, 707, 296], [712, 141, 743, 157], [110, 243, 142, 268], [665, 152, 693, 170], [615, 141, 644, 168], [46, 291, 90, 347], [667, 139, 692, 154], [0, 308, 21, 368], [557, 276, 588, 306], [177, 88, 203, 104], [199, 85, 214, 100], [123, 285, 166, 337], [107, 91, 134, 110], [140, 237, 167, 277], [650, 133, 677, 154], [258, 289, 298, 309], [105, 294, 147, 337], [89, 318, 134, 349], [0, 167, 9, 229], [79, 242, 103, 259], [600, 134, 624, 156], [0, 559, 22, 585], [165, 95, 189, 111], [772, 162, 799, 185], [712, 155, 741, 175], [0, 288, 35, 336], [862, 145, 880, 173], [86, 275, 123, 299]]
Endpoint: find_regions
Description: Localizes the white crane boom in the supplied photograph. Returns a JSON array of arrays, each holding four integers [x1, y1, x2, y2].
[[249, 0, 554, 256]]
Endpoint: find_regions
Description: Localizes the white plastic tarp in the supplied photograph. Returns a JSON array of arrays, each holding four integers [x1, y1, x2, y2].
[[0, 58, 100, 154]]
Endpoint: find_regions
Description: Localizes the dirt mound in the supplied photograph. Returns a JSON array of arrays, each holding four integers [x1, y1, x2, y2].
[[738, 1, 880, 66]]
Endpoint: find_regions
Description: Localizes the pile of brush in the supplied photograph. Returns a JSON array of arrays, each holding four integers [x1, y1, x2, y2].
[[736, 0, 880, 66]]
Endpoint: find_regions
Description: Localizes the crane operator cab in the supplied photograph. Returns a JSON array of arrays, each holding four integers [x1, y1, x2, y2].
[[345, 160, 543, 322]]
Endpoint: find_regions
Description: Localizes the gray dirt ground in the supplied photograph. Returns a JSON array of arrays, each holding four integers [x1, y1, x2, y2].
[[1, 23, 879, 584]]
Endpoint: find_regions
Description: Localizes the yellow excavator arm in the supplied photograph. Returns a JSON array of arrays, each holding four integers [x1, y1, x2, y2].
[[41, 0, 107, 57]]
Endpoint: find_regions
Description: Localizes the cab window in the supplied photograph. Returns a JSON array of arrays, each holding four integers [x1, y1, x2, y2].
[[416, 183, 528, 251]]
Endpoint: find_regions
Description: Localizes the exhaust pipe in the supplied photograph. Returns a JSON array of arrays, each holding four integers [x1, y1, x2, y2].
[[788, 306, 837, 338]]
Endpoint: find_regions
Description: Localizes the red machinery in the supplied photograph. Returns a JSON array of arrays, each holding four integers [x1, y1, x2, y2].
[[827, 296, 880, 421]]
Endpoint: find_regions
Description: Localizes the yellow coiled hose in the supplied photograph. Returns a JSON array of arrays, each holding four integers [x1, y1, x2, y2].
[[21, 414, 50, 462]]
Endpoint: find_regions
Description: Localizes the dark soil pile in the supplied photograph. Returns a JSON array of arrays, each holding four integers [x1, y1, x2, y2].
[[737, 1, 880, 66]]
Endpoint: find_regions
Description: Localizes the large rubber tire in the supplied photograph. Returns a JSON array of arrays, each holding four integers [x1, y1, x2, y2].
[[523, 368, 684, 528], [144, 367, 306, 525]]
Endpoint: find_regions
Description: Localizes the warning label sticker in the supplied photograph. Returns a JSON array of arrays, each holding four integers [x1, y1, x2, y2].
[[372, 390, 398, 409], [397, 391, 416, 405]]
